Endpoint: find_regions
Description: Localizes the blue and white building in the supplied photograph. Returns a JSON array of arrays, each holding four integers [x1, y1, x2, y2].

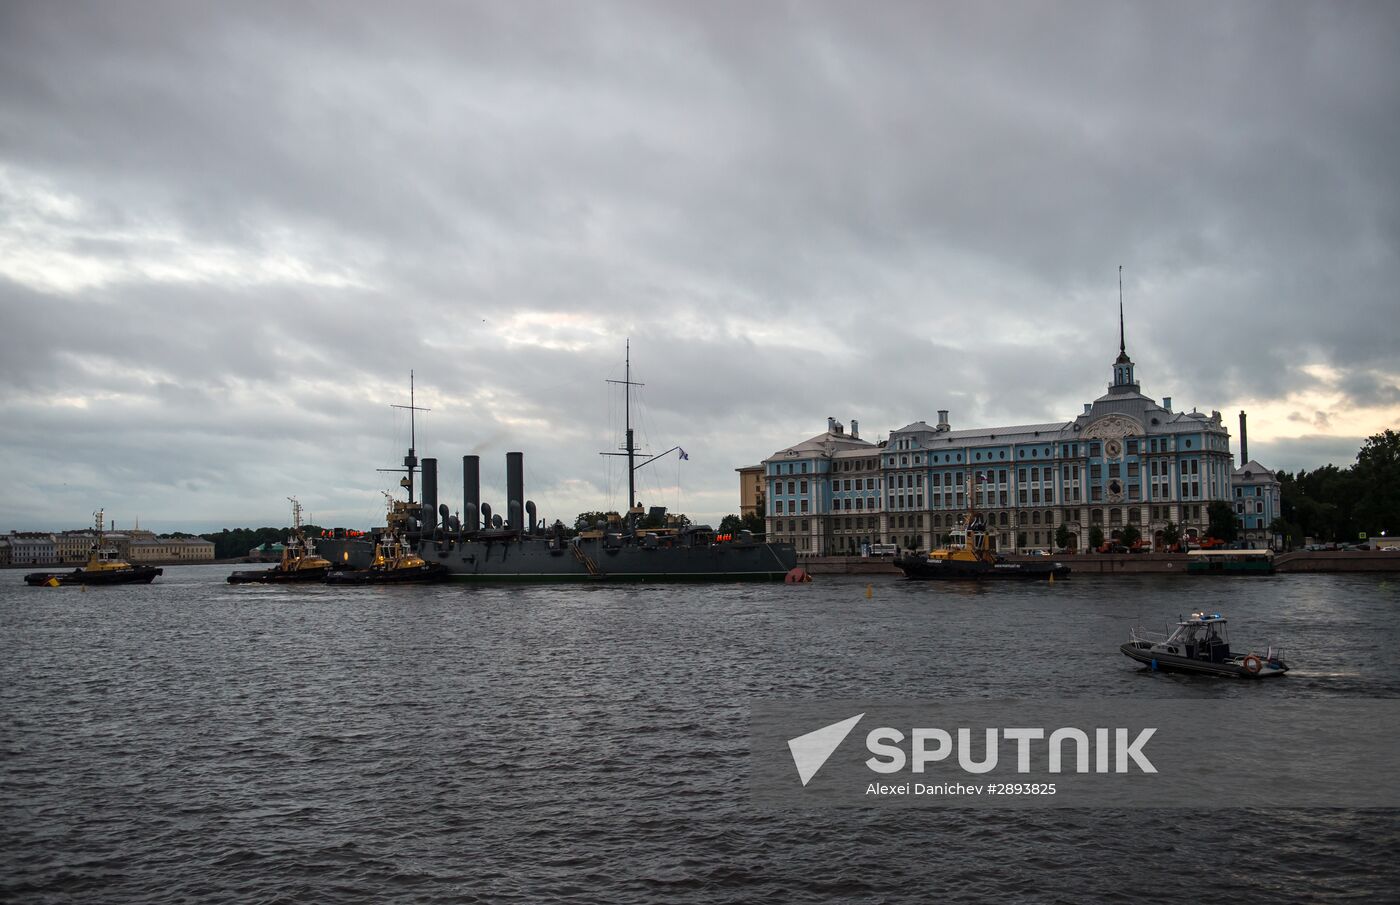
[[764, 320, 1257, 554]]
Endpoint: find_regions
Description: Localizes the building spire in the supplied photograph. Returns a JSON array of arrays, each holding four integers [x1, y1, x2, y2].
[[1118, 264, 1125, 356]]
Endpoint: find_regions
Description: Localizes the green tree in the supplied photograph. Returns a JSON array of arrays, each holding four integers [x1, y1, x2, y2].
[[718, 514, 744, 533], [741, 510, 765, 535], [574, 511, 612, 531], [1120, 525, 1142, 548], [1161, 521, 1182, 550], [1267, 516, 1293, 551], [1354, 429, 1400, 538], [1054, 523, 1073, 551], [1088, 525, 1104, 550], [1206, 500, 1240, 542]]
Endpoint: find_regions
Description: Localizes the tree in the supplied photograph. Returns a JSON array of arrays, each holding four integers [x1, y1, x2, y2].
[[1267, 516, 1293, 551], [1054, 523, 1074, 551], [1120, 525, 1142, 548], [741, 510, 765, 535], [1206, 500, 1240, 542], [718, 514, 744, 533], [1161, 521, 1181, 550], [574, 511, 612, 531], [1088, 525, 1104, 550]]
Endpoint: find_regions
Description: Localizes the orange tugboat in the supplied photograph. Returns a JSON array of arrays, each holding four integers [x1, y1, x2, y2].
[[227, 498, 333, 584], [325, 494, 449, 585], [25, 510, 163, 586], [896, 475, 1070, 581]]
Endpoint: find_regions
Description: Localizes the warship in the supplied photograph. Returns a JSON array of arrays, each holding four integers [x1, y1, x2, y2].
[[318, 349, 798, 582]]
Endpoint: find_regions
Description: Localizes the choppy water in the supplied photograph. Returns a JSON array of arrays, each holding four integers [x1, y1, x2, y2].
[[3, 566, 1398, 903]]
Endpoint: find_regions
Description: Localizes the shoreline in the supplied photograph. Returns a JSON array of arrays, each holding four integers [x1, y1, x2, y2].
[[802, 550, 1400, 575]]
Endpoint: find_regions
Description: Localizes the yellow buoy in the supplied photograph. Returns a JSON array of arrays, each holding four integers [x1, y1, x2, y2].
[[46, 576, 60, 587], [865, 584, 873, 599]]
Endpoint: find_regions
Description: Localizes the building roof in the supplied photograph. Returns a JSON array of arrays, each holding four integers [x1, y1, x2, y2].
[[1233, 460, 1279, 481], [764, 430, 875, 462]]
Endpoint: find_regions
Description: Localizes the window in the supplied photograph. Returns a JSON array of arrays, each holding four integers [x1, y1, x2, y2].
[[801, 463, 808, 473], [1089, 442, 1101, 457], [801, 500, 810, 514], [787, 481, 795, 494], [800, 481, 808, 493]]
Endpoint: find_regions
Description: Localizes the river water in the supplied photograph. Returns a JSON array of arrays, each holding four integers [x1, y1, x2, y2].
[[3, 566, 1398, 903]]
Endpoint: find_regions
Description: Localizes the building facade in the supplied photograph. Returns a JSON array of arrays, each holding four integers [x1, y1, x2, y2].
[[1232, 461, 1281, 549], [735, 465, 765, 519], [764, 332, 1248, 555]]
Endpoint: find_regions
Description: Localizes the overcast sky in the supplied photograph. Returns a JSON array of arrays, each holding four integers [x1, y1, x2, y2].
[[2, 0, 1397, 533]]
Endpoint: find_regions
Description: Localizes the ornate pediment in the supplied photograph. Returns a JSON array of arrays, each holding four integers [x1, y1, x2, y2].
[[1082, 415, 1140, 442]]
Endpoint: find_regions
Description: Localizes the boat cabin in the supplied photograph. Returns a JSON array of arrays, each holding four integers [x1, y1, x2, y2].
[[1140, 612, 1233, 664]]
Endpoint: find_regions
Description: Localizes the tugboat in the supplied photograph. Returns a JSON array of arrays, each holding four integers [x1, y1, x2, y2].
[[325, 494, 449, 585], [227, 498, 333, 584], [1121, 612, 1289, 678], [24, 510, 163, 586], [896, 477, 1070, 581]]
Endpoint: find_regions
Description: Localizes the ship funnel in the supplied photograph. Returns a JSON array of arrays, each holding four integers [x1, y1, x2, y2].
[[526, 500, 537, 535], [463, 455, 480, 532], [506, 451, 524, 534], [421, 458, 438, 531]]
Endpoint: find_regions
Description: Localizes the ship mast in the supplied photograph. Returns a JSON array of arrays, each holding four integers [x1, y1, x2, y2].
[[603, 339, 647, 511], [379, 371, 431, 503]]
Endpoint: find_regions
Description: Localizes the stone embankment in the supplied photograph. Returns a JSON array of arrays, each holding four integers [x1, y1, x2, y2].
[[800, 551, 1400, 575]]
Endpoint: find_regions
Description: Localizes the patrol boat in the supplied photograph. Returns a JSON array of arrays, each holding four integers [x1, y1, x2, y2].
[[896, 476, 1070, 581], [317, 352, 798, 582], [24, 510, 163, 586], [227, 498, 333, 584], [1121, 612, 1289, 678]]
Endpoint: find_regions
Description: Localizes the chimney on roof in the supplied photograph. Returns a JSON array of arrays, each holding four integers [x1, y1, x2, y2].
[[936, 410, 950, 432], [1239, 410, 1248, 465], [851, 419, 859, 440], [1084, 404, 1092, 414], [827, 416, 836, 433], [1163, 396, 1172, 412], [835, 421, 844, 435]]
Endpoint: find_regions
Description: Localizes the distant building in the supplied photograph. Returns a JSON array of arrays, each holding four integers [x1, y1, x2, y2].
[[0, 538, 10, 567], [1233, 462, 1281, 548], [762, 316, 1251, 555], [129, 537, 216, 562], [6, 532, 57, 565], [54, 532, 98, 564], [735, 465, 765, 519]]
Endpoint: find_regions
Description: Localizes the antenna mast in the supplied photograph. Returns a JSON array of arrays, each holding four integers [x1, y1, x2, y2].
[[602, 339, 648, 510], [379, 370, 431, 503]]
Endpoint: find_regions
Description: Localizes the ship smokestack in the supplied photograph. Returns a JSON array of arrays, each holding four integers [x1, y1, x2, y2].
[[463, 455, 480, 532], [506, 451, 524, 534], [1239, 410, 1249, 464], [421, 458, 438, 531]]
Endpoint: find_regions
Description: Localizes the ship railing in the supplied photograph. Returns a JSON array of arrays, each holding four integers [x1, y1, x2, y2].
[[1128, 626, 1170, 646]]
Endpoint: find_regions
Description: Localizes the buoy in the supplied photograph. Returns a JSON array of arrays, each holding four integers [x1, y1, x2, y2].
[[865, 584, 873, 599], [784, 567, 812, 584], [46, 576, 59, 588]]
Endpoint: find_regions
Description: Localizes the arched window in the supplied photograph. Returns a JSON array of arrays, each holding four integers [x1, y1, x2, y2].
[[1032, 511, 1042, 525], [1110, 508, 1122, 525], [1091, 508, 1103, 524]]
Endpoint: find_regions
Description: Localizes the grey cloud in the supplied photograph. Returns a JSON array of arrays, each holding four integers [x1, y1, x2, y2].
[[1, 1, 1397, 530]]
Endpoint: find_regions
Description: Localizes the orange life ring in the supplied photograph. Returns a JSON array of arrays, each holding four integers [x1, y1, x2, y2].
[[1242, 655, 1263, 674]]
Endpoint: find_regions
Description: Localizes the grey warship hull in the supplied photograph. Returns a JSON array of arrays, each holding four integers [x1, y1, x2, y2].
[[319, 532, 797, 582]]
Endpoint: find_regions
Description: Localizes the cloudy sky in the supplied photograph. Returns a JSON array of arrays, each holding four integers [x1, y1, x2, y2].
[[2, 0, 1397, 533]]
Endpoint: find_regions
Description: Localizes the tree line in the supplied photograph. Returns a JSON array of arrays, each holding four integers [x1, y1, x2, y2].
[[1276, 429, 1399, 545]]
